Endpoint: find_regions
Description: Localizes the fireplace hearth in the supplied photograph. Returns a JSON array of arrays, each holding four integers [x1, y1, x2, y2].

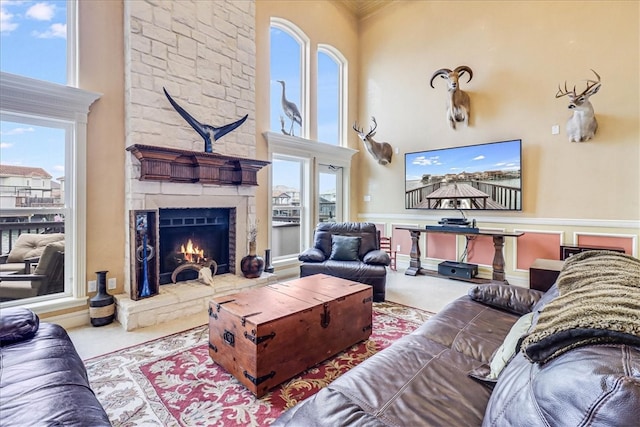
[[158, 208, 235, 284]]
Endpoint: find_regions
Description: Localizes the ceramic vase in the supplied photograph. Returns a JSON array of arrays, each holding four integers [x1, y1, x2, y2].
[[89, 271, 115, 327], [240, 241, 264, 278]]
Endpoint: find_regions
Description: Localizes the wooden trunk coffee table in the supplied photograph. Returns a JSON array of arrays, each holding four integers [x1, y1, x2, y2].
[[208, 274, 373, 397]]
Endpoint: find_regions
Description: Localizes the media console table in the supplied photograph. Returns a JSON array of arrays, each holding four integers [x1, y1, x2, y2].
[[396, 227, 524, 284]]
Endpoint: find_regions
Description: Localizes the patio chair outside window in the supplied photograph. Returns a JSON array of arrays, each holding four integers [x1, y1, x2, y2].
[[0, 241, 65, 301]]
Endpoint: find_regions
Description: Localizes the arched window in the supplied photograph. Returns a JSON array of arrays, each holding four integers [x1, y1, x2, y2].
[[270, 18, 309, 138], [317, 45, 347, 146], [267, 18, 354, 267]]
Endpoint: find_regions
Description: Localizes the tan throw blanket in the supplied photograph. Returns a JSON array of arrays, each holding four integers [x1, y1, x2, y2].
[[522, 250, 640, 364]]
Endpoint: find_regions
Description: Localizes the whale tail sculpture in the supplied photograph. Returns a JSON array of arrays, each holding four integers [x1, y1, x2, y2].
[[163, 87, 248, 152]]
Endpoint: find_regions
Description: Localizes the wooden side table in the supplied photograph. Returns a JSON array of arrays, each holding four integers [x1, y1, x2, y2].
[[529, 259, 565, 292], [396, 226, 523, 284]]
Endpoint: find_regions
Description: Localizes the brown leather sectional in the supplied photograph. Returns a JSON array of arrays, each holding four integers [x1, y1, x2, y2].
[[274, 278, 640, 426]]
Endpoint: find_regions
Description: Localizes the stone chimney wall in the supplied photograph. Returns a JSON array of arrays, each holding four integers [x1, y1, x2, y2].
[[122, 0, 258, 293], [124, 0, 256, 157]]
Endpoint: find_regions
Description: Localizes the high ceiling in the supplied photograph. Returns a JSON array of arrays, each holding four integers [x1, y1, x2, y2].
[[331, 0, 395, 20]]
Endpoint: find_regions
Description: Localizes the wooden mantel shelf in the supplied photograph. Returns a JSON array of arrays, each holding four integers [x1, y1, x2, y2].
[[126, 144, 270, 186]]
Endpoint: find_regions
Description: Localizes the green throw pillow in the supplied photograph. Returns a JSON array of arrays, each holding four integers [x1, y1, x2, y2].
[[487, 312, 534, 380], [329, 235, 361, 261]]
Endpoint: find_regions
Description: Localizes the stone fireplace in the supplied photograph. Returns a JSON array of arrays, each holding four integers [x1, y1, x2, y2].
[[118, 0, 263, 330], [115, 148, 273, 331]]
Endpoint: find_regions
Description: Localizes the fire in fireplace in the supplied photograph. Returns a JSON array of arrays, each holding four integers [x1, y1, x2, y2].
[[180, 239, 205, 263], [158, 208, 234, 284]]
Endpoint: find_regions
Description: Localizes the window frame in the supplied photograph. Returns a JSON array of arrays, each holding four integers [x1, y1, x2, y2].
[[317, 163, 344, 223], [268, 19, 354, 266], [0, 0, 98, 313], [0, 73, 100, 313], [317, 44, 348, 146], [270, 153, 309, 259], [270, 17, 310, 139], [265, 132, 357, 264]]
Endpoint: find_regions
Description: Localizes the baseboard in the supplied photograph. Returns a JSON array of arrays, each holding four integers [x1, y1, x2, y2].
[[46, 309, 91, 329], [271, 265, 300, 281]]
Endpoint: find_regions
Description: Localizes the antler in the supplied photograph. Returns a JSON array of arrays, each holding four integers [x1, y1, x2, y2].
[[583, 69, 601, 94], [369, 117, 378, 137], [430, 68, 452, 88], [555, 81, 575, 98], [556, 69, 601, 98], [352, 121, 363, 134], [454, 66, 473, 83]]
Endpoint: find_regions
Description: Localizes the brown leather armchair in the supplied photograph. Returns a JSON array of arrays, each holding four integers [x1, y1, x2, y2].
[[298, 222, 389, 302]]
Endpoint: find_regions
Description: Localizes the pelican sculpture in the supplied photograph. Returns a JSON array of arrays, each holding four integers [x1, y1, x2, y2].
[[276, 80, 302, 136], [163, 87, 248, 153]]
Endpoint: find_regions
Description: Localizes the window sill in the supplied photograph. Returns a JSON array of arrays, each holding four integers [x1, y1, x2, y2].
[[4, 295, 89, 316], [264, 131, 357, 167]]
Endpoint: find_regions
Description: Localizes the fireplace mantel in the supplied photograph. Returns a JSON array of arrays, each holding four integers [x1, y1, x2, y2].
[[127, 144, 270, 186]]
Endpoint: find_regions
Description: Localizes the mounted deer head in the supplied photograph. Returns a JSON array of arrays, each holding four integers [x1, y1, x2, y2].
[[430, 66, 473, 130], [352, 117, 393, 166], [555, 69, 602, 142]]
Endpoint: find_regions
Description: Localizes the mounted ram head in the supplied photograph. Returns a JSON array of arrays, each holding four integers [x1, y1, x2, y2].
[[555, 69, 601, 142], [430, 66, 473, 130]]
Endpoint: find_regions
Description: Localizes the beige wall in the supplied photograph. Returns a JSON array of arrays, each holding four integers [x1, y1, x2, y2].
[[356, 0, 639, 221], [49, 0, 126, 319]]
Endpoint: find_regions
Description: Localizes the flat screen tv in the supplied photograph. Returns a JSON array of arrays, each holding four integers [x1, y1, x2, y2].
[[405, 139, 522, 211]]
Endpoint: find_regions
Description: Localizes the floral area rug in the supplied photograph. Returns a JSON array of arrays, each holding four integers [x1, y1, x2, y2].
[[85, 301, 432, 426]]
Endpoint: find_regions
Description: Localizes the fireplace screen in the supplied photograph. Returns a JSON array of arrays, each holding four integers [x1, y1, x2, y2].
[[158, 208, 232, 284]]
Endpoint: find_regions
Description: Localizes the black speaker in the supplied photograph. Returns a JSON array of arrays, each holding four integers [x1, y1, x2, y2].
[[438, 261, 478, 280]]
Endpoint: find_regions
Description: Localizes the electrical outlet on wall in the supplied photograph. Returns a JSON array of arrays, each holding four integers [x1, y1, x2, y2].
[[108, 278, 116, 290], [396, 244, 401, 252], [88, 280, 97, 292]]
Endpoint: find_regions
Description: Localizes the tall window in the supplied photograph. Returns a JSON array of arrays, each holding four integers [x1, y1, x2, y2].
[[1, 1, 98, 311], [270, 20, 305, 138], [0, 0, 71, 85], [317, 48, 341, 145], [268, 18, 352, 264], [318, 164, 342, 222], [271, 156, 305, 258]]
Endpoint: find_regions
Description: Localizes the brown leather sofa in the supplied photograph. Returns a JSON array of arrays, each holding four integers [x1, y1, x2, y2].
[[298, 222, 390, 302], [275, 251, 640, 426], [0, 307, 111, 426]]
